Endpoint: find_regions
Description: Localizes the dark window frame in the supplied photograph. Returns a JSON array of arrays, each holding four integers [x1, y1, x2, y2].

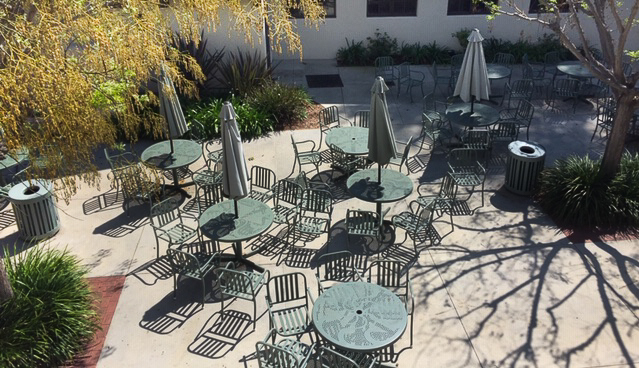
[[291, 0, 336, 19], [447, 0, 497, 15], [529, 0, 569, 13], [366, 0, 418, 17]]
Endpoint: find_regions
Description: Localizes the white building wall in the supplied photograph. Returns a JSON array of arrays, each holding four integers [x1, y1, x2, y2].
[[270, 0, 638, 60]]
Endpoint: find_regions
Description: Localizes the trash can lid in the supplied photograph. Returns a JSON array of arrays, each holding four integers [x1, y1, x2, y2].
[[508, 140, 545, 158], [8, 180, 53, 200]]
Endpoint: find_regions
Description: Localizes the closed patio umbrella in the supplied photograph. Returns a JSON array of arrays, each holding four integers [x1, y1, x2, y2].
[[367, 76, 398, 183], [158, 67, 188, 153], [220, 101, 250, 219], [454, 28, 490, 112]]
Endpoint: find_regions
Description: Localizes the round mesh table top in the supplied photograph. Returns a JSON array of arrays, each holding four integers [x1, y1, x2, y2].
[[198, 198, 274, 243], [312, 282, 407, 352], [347, 168, 413, 204], [141, 139, 201, 170], [446, 102, 499, 128], [557, 61, 593, 79], [326, 126, 369, 155], [487, 63, 512, 80]]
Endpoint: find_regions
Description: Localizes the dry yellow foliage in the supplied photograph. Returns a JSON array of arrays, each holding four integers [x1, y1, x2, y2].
[[0, 0, 324, 202]]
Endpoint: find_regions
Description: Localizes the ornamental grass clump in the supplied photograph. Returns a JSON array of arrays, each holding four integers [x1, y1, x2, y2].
[[536, 153, 639, 229], [0, 246, 99, 368], [249, 81, 311, 129]]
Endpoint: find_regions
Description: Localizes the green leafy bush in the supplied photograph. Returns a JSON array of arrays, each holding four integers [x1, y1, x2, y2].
[[451, 28, 472, 50], [421, 41, 452, 64], [170, 30, 225, 98], [0, 246, 99, 368], [217, 49, 275, 97], [249, 81, 311, 129], [366, 29, 399, 62], [336, 38, 368, 66], [185, 95, 275, 140], [536, 153, 639, 229]]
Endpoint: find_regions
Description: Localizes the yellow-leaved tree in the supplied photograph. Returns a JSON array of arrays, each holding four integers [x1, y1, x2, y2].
[[0, 0, 324, 300]]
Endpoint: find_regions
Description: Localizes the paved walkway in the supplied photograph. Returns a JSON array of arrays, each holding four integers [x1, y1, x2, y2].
[[1, 59, 638, 368]]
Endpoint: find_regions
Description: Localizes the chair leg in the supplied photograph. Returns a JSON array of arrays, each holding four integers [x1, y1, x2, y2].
[[253, 299, 257, 330], [220, 292, 225, 318], [172, 273, 177, 299], [201, 278, 206, 309]]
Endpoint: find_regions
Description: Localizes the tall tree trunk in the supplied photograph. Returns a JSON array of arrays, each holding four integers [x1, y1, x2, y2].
[[599, 93, 637, 181], [0, 261, 13, 303]]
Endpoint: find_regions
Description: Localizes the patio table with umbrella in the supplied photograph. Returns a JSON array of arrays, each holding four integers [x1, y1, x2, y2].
[[347, 77, 413, 218], [141, 69, 201, 196], [198, 102, 273, 271]]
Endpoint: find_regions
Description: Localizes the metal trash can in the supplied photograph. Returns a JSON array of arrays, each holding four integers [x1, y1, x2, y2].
[[8, 180, 60, 241], [505, 141, 546, 195]]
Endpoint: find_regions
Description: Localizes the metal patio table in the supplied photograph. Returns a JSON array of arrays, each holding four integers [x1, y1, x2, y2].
[[347, 168, 413, 218], [326, 126, 369, 155], [141, 139, 201, 193], [312, 281, 408, 352], [446, 102, 500, 129], [557, 61, 593, 79], [0, 147, 28, 185], [486, 63, 511, 81], [199, 197, 274, 269]]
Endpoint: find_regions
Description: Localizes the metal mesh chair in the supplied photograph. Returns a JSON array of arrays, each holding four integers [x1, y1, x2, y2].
[[272, 179, 303, 225], [447, 148, 487, 207], [286, 189, 333, 254], [316, 346, 377, 368], [392, 200, 438, 256], [314, 250, 361, 293], [386, 136, 414, 173], [166, 248, 220, 308], [418, 114, 455, 153], [417, 173, 459, 231], [249, 165, 276, 204], [396, 62, 425, 102], [265, 273, 315, 340], [328, 143, 368, 178], [291, 135, 322, 175], [318, 106, 346, 150], [150, 198, 199, 258], [216, 262, 269, 329], [104, 149, 139, 202], [501, 79, 534, 107], [345, 210, 384, 252], [431, 61, 454, 96], [352, 110, 370, 128], [256, 329, 315, 368], [548, 78, 580, 113], [499, 99, 535, 140], [374, 56, 397, 84]]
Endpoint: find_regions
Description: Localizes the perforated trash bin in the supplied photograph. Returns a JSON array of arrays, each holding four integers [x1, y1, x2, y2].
[[8, 180, 60, 241], [505, 141, 546, 195]]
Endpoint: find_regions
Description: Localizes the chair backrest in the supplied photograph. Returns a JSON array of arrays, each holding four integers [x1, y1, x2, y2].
[[319, 106, 340, 131], [364, 260, 407, 289], [510, 79, 534, 97], [491, 121, 521, 142], [105, 149, 138, 171], [421, 114, 437, 141], [255, 341, 304, 368], [196, 182, 224, 214], [451, 54, 464, 70], [166, 248, 202, 277], [514, 99, 535, 123], [267, 272, 308, 306], [554, 78, 580, 96], [317, 346, 360, 368], [522, 63, 537, 79], [439, 173, 458, 200], [494, 53, 515, 66], [448, 148, 482, 171], [118, 163, 162, 203], [218, 266, 258, 296], [251, 165, 276, 191], [328, 143, 351, 167], [274, 179, 303, 207], [188, 119, 207, 144], [374, 56, 395, 79], [346, 209, 380, 236], [463, 127, 490, 150], [396, 136, 414, 169], [544, 51, 562, 67], [316, 250, 356, 284], [353, 110, 370, 128], [150, 197, 181, 228], [300, 188, 333, 214], [397, 62, 411, 80]]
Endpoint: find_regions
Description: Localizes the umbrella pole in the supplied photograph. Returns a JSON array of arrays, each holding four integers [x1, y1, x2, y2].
[[378, 164, 382, 184], [234, 198, 239, 219], [169, 138, 175, 154], [471, 97, 475, 113]]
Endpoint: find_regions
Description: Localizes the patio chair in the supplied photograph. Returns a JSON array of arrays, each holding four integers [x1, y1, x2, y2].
[[417, 114, 455, 153], [450, 53, 464, 75], [315, 250, 361, 293], [289, 170, 331, 193], [345, 209, 384, 253], [328, 143, 368, 178], [385, 136, 414, 174], [256, 329, 315, 368], [396, 62, 425, 102], [501, 79, 534, 107], [216, 262, 269, 329], [318, 106, 347, 150], [104, 148, 139, 201], [249, 165, 276, 204], [166, 247, 221, 308], [462, 128, 491, 162], [493, 52, 515, 82], [417, 172, 459, 231], [447, 148, 487, 207], [117, 163, 164, 216], [192, 158, 223, 190], [422, 92, 448, 123], [352, 110, 370, 128], [591, 100, 615, 141], [150, 197, 199, 258], [499, 99, 535, 140], [431, 61, 454, 96], [291, 135, 322, 175], [362, 260, 415, 347], [265, 272, 315, 340], [392, 200, 438, 256], [374, 56, 397, 84], [272, 179, 303, 225], [195, 181, 224, 215], [522, 62, 552, 99], [490, 121, 523, 145], [543, 51, 563, 81], [286, 188, 333, 253], [317, 346, 377, 368], [547, 78, 580, 113]]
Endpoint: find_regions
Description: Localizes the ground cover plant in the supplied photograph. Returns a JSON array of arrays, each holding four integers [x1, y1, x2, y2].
[[248, 80, 312, 130], [536, 153, 639, 229], [0, 246, 99, 367]]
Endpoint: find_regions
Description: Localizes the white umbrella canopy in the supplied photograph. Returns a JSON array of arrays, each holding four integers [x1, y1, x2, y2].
[[158, 67, 188, 153], [220, 101, 250, 217], [454, 28, 490, 110], [367, 76, 398, 182]]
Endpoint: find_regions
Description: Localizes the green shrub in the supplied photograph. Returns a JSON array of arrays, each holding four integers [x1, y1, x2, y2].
[[185, 96, 275, 140], [421, 41, 452, 64], [452, 28, 472, 50], [217, 49, 275, 97], [366, 29, 399, 63], [336, 38, 368, 66], [249, 81, 311, 129], [536, 153, 639, 229], [0, 246, 99, 368]]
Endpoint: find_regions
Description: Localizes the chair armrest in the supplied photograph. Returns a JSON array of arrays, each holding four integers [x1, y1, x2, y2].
[[294, 139, 317, 152], [262, 328, 277, 344], [412, 70, 426, 81], [499, 108, 517, 119], [300, 342, 317, 366], [417, 182, 441, 196], [307, 286, 316, 306], [199, 252, 222, 274]]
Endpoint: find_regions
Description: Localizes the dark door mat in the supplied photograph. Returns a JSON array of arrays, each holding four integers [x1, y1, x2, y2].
[[306, 74, 344, 88]]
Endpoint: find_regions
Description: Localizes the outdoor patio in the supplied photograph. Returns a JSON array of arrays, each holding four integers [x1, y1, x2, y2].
[[1, 59, 638, 368]]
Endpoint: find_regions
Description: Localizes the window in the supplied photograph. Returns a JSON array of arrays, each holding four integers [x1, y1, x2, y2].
[[529, 0, 569, 13], [447, 0, 496, 15], [291, 0, 336, 18], [367, 0, 417, 17]]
